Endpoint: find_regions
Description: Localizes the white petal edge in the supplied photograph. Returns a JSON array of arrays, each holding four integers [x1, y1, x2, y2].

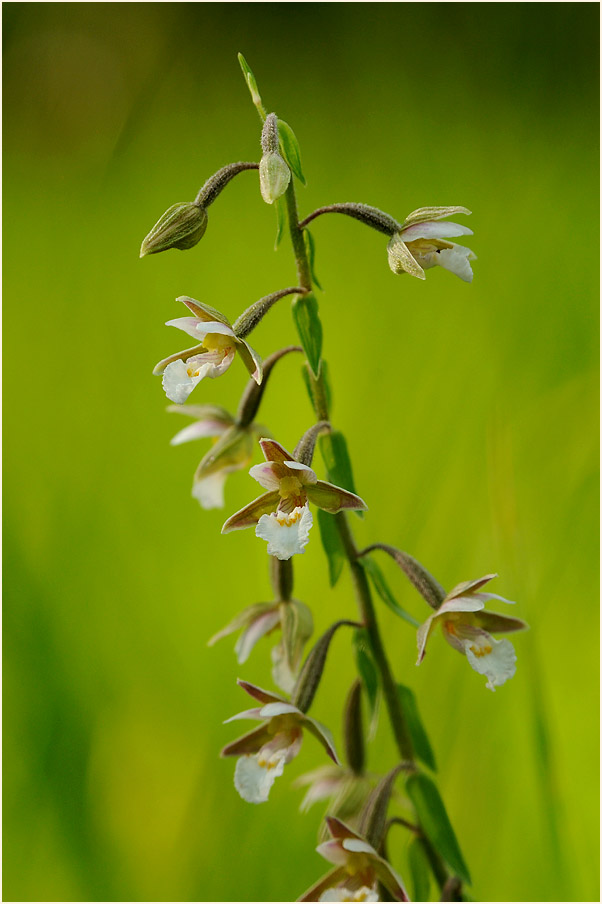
[[400, 221, 473, 242], [234, 752, 285, 803], [255, 506, 313, 560], [192, 471, 227, 509], [464, 636, 517, 691]]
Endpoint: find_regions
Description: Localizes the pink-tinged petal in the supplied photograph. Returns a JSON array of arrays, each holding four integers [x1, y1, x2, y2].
[[177, 295, 231, 325], [195, 320, 237, 340], [285, 461, 319, 483], [342, 838, 377, 856], [221, 490, 280, 532], [256, 507, 313, 560], [259, 701, 302, 718], [316, 840, 349, 867], [207, 602, 275, 647], [416, 613, 438, 664], [167, 402, 233, 422], [447, 574, 497, 598], [237, 678, 288, 705], [472, 591, 516, 605], [170, 419, 227, 445], [306, 481, 368, 514], [297, 867, 348, 902], [165, 316, 208, 339], [220, 724, 272, 757], [400, 221, 473, 243], [402, 206, 472, 227], [206, 347, 236, 378], [260, 438, 296, 462], [304, 717, 340, 764], [475, 611, 529, 634], [235, 610, 281, 664], [387, 234, 426, 279], [237, 338, 263, 385], [436, 596, 486, 617], [436, 244, 476, 282], [234, 752, 285, 803], [326, 816, 361, 842], [222, 708, 264, 723], [297, 772, 344, 812], [371, 856, 410, 901], [192, 471, 227, 509], [249, 462, 282, 491], [152, 344, 206, 376]]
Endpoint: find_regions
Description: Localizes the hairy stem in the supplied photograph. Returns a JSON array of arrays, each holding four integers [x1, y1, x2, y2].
[[284, 176, 414, 762]]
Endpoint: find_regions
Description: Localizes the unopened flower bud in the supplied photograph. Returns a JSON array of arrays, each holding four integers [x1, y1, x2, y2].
[[343, 680, 365, 775], [259, 151, 290, 204], [140, 202, 207, 257], [292, 620, 360, 713]]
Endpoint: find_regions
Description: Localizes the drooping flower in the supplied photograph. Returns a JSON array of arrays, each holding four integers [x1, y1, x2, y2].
[[221, 439, 368, 560], [222, 680, 338, 804], [294, 764, 375, 840], [416, 573, 528, 691], [387, 206, 476, 282], [208, 598, 313, 692], [153, 296, 262, 404], [167, 404, 258, 509], [298, 817, 409, 902]]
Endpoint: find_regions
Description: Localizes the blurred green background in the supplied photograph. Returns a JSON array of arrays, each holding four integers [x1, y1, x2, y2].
[[3, 3, 599, 902]]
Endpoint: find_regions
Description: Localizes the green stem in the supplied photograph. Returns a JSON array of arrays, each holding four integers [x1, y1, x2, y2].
[[284, 176, 414, 763]]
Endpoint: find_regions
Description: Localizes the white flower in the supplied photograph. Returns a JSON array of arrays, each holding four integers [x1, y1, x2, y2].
[[416, 574, 528, 691], [387, 206, 476, 282], [222, 681, 339, 804], [319, 886, 378, 902], [153, 296, 262, 404], [222, 438, 367, 560]]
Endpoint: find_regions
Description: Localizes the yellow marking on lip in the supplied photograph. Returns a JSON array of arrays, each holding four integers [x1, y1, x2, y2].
[[470, 643, 492, 658]]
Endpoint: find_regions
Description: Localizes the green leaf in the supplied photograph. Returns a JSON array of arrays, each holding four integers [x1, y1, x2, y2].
[[292, 292, 322, 378], [237, 53, 265, 116], [362, 557, 419, 627], [319, 432, 362, 519], [317, 508, 345, 587], [397, 684, 437, 771], [277, 119, 306, 184], [408, 837, 431, 903], [353, 629, 380, 738], [406, 774, 471, 885], [304, 229, 323, 290], [274, 197, 285, 249]]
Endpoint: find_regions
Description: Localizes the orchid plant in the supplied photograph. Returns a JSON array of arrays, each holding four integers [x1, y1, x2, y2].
[[139, 55, 528, 902]]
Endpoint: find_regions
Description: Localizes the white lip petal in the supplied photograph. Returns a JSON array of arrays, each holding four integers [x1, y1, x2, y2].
[[255, 506, 313, 560], [162, 358, 209, 404], [208, 347, 236, 378], [234, 752, 285, 803], [464, 635, 517, 691], [436, 244, 475, 282], [401, 221, 473, 242], [192, 471, 227, 509]]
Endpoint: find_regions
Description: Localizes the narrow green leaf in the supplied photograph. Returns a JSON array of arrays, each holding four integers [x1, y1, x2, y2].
[[317, 508, 345, 587], [408, 837, 431, 903], [319, 432, 362, 516], [292, 292, 322, 378], [406, 774, 471, 885], [353, 629, 380, 738], [237, 53, 265, 117], [278, 119, 306, 184], [304, 229, 323, 290], [274, 197, 285, 249], [397, 684, 437, 771], [362, 557, 419, 627]]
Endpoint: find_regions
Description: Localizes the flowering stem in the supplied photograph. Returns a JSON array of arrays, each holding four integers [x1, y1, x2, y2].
[[298, 202, 401, 236], [284, 177, 414, 763]]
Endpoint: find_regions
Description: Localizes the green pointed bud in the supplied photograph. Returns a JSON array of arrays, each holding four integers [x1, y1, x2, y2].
[[259, 115, 290, 203], [292, 619, 360, 713], [344, 680, 365, 775], [359, 762, 414, 849], [259, 151, 290, 204], [139, 202, 207, 257]]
